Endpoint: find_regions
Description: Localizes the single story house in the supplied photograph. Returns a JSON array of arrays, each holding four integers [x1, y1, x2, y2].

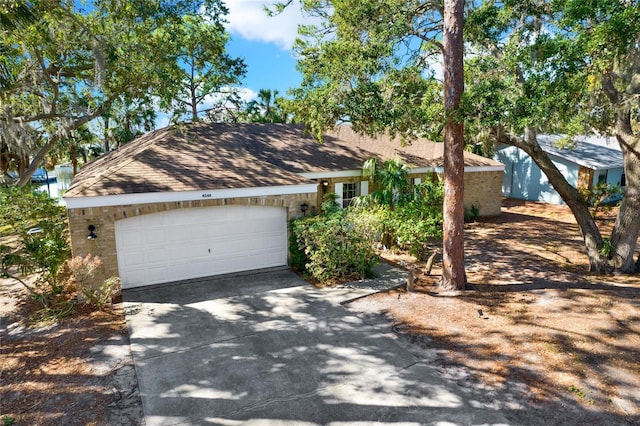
[[495, 134, 625, 205], [64, 123, 503, 290]]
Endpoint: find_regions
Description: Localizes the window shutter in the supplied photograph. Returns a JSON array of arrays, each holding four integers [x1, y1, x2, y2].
[[334, 182, 344, 208], [360, 180, 369, 196]]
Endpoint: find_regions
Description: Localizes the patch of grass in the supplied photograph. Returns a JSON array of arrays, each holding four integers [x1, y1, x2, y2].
[[568, 384, 586, 399], [545, 342, 559, 353], [30, 300, 75, 325]]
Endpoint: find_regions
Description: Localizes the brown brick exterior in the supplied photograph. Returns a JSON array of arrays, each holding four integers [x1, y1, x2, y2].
[[67, 169, 501, 294], [460, 170, 503, 217], [67, 193, 316, 293], [315, 176, 366, 207], [314, 170, 503, 217]]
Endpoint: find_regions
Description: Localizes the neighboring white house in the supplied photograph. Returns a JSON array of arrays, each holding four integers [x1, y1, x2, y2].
[[495, 135, 625, 205]]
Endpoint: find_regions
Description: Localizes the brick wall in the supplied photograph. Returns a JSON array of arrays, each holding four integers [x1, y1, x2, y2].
[[67, 192, 316, 292], [460, 170, 503, 217], [421, 171, 502, 217], [315, 170, 503, 217], [67, 170, 501, 294]]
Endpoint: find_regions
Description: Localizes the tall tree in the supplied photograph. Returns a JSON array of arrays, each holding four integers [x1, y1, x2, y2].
[[465, 0, 640, 274], [560, 0, 640, 273], [54, 125, 97, 174], [0, 2, 38, 89], [442, 0, 466, 290], [242, 89, 288, 123], [464, 1, 610, 272], [160, 12, 245, 122], [101, 95, 156, 152], [277, 0, 467, 289], [0, 0, 239, 185]]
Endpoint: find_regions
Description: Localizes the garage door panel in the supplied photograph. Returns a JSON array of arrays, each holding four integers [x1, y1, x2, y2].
[[118, 216, 142, 231], [115, 206, 287, 288], [119, 251, 145, 268]]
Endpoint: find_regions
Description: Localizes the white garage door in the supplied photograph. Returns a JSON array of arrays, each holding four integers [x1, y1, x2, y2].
[[115, 205, 287, 289]]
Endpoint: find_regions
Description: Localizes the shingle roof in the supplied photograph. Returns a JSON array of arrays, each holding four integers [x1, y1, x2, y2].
[[537, 135, 624, 170], [65, 123, 502, 198]]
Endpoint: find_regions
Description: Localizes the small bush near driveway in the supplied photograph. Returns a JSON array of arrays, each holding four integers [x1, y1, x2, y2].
[[289, 210, 380, 285]]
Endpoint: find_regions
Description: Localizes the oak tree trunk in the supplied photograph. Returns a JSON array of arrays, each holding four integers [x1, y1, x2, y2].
[[441, 0, 466, 291], [610, 116, 640, 273], [495, 127, 609, 272]]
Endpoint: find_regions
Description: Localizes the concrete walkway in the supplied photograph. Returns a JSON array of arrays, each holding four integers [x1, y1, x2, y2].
[[123, 265, 512, 425]]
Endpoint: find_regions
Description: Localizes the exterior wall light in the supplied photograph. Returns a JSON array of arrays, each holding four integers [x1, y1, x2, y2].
[[88, 224, 97, 240], [300, 202, 309, 215]]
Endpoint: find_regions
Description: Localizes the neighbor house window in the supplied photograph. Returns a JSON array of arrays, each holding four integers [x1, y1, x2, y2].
[[620, 173, 626, 187], [342, 183, 359, 208], [597, 171, 608, 185]]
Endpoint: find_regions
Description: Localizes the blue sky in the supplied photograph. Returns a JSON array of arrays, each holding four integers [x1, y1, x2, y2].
[[154, 0, 313, 127], [73, 0, 309, 127], [224, 0, 314, 99]]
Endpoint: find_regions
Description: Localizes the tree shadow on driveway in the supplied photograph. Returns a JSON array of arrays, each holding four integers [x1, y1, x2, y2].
[[123, 268, 529, 425]]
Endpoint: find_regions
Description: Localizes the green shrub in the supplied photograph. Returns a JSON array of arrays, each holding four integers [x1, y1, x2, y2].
[[379, 203, 443, 260], [321, 192, 340, 214], [289, 211, 379, 285], [81, 277, 120, 309], [578, 182, 622, 219], [0, 185, 71, 309], [290, 171, 444, 283], [464, 204, 480, 223], [372, 181, 444, 259]]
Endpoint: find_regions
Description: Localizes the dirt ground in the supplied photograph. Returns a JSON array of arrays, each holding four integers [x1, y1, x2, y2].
[[1, 198, 639, 425], [0, 277, 143, 425], [350, 199, 640, 423]]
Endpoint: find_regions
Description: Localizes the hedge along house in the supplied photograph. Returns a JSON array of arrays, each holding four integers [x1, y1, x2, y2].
[[64, 123, 504, 290], [496, 135, 625, 205]]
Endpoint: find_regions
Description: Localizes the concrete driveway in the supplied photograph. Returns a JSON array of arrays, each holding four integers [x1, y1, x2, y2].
[[123, 266, 512, 426]]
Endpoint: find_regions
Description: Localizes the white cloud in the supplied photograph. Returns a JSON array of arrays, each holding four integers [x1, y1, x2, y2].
[[200, 87, 258, 111], [235, 87, 259, 102], [225, 0, 316, 50]]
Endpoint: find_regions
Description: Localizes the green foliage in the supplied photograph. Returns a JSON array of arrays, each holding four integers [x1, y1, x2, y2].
[[376, 186, 444, 260], [290, 169, 444, 283], [578, 182, 622, 219], [159, 12, 246, 122], [362, 157, 410, 207], [240, 89, 289, 123], [320, 192, 341, 214], [1, 0, 242, 183], [287, 1, 446, 142], [0, 185, 70, 308], [599, 238, 613, 257], [464, 205, 480, 223], [289, 210, 379, 285]]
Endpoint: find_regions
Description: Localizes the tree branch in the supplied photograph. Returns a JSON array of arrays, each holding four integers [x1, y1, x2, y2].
[[17, 92, 120, 186]]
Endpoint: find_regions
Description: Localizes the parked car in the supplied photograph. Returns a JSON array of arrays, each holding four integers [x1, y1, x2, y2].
[[31, 168, 48, 183]]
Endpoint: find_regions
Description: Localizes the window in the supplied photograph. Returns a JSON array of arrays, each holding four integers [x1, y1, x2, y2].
[[342, 183, 359, 208], [597, 171, 608, 185], [621, 173, 626, 187]]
